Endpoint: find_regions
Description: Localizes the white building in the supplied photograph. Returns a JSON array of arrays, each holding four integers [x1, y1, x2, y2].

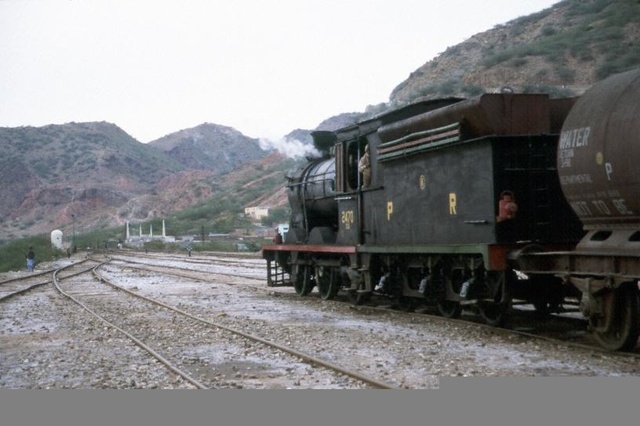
[[244, 206, 269, 221]]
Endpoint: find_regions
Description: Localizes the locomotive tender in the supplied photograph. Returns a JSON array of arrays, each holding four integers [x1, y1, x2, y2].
[[262, 68, 640, 351]]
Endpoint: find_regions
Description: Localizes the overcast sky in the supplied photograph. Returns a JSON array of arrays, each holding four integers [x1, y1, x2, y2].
[[0, 0, 560, 143]]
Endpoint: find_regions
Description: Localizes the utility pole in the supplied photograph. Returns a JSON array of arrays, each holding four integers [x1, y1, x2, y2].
[[71, 214, 76, 249]]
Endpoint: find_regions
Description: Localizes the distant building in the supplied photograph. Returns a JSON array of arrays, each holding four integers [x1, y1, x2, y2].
[[125, 219, 175, 246], [244, 206, 269, 221]]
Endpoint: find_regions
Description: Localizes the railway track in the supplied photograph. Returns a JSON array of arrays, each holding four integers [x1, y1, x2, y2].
[[53, 259, 397, 389], [4, 252, 638, 388], [107, 254, 266, 281], [114, 250, 266, 269], [106, 252, 640, 360], [0, 259, 92, 302]]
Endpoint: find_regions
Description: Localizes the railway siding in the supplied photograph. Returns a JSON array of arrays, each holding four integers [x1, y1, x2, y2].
[[1, 253, 639, 389]]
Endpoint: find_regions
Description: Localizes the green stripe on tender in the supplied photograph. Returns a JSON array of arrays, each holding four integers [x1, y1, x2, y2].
[[378, 123, 461, 162], [379, 122, 459, 149]]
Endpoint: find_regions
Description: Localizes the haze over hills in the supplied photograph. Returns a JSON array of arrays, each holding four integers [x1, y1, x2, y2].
[[2, 0, 640, 243]]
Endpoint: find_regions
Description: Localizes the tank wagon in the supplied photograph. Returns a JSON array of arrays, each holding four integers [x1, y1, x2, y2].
[[514, 68, 640, 350], [262, 68, 640, 351]]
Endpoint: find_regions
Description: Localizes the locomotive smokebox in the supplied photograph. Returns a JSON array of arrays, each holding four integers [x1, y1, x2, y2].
[[558, 68, 640, 229], [285, 158, 337, 243]]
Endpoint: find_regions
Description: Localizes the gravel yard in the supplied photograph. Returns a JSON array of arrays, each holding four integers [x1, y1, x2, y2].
[[1, 252, 640, 389]]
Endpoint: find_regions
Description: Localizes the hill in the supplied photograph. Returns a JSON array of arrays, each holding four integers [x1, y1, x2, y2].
[[389, 0, 640, 104], [0, 122, 184, 239], [0, 121, 277, 242], [148, 123, 266, 173]]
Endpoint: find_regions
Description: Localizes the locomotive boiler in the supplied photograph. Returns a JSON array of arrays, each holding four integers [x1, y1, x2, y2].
[[262, 68, 640, 351]]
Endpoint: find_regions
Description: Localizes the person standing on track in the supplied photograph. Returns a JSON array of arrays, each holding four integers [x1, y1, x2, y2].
[[26, 246, 35, 272]]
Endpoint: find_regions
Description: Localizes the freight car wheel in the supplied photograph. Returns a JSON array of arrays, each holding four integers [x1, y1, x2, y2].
[[317, 267, 340, 300], [592, 285, 640, 351], [292, 264, 314, 296]]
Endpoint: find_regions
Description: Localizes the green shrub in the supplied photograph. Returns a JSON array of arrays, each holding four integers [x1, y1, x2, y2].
[[0, 235, 67, 272]]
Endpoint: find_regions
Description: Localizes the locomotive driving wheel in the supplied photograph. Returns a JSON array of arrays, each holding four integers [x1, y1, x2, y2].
[[591, 284, 640, 351], [437, 300, 462, 318], [316, 266, 340, 300], [292, 263, 314, 296], [436, 269, 463, 319], [478, 271, 512, 327]]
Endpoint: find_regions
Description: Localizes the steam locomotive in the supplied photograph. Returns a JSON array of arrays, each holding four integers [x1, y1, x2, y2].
[[262, 68, 640, 351]]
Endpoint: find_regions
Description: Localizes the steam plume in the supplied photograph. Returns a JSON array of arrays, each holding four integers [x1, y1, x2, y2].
[[259, 137, 320, 159]]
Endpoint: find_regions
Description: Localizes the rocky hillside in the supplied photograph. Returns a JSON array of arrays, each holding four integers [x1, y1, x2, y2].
[[0, 121, 274, 242], [149, 123, 266, 174], [389, 0, 640, 104], [1, 123, 178, 238]]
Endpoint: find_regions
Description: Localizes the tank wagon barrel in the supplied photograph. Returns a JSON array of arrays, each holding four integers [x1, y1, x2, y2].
[[558, 68, 640, 228]]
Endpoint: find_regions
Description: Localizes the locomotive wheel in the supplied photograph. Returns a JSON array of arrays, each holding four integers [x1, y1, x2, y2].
[[436, 269, 463, 319], [592, 285, 640, 351], [478, 272, 512, 327], [437, 300, 462, 318], [317, 267, 340, 300], [349, 289, 371, 305], [478, 301, 509, 327], [292, 264, 314, 296]]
